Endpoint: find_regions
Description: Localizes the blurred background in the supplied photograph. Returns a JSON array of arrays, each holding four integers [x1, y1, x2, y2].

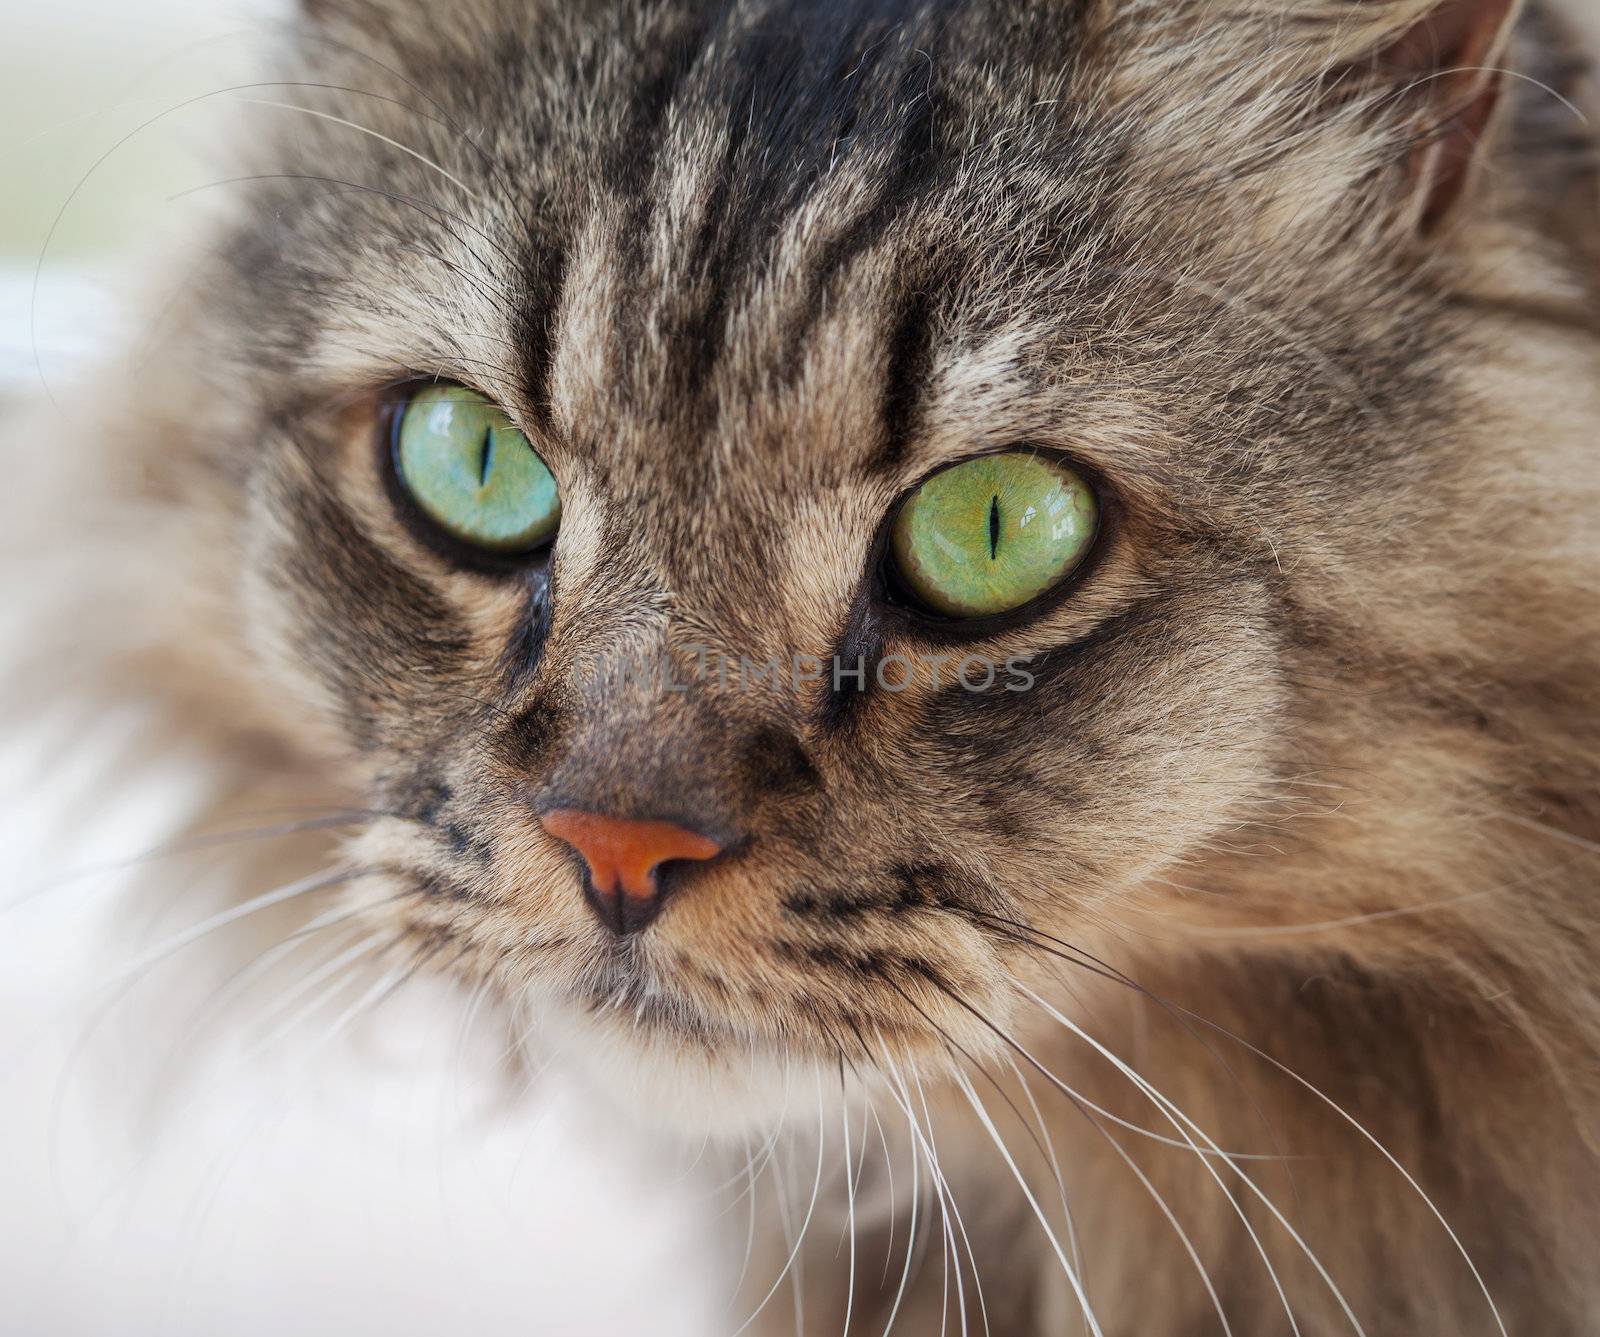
[[0, 0, 279, 382], [0, 5, 720, 1334]]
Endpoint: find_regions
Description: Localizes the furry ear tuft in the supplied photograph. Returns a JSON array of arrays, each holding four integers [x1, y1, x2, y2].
[[1358, 0, 1524, 231]]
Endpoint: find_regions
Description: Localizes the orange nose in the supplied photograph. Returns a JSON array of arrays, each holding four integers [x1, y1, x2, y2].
[[539, 808, 723, 933]]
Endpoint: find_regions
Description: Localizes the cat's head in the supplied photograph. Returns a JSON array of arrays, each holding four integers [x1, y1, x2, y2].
[[134, 0, 1590, 1128]]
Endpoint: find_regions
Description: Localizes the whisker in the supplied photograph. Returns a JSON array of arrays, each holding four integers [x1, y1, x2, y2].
[[947, 985, 1260, 1330], [850, 1077, 874, 1219], [239, 930, 409, 1062], [841, 1096, 859, 1337], [1170, 999, 1511, 1337], [144, 891, 416, 1106], [897, 974, 1229, 1336], [910, 1067, 984, 1337], [1153, 890, 1496, 939], [729, 1134, 761, 1303], [1395, 64, 1588, 127], [1018, 982, 1364, 1336], [114, 865, 375, 991], [873, 1040, 987, 1337], [164, 172, 517, 272], [110, 934, 448, 1293], [997, 1052, 1087, 1329], [23, 65, 508, 409], [234, 97, 484, 202], [59, 920, 400, 1252], [730, 1066, 828, 1337], [947, 1065, 1105, 1337], [713, 1101, 790, 1214], [1490, 810, 1600, 855], [1095, 261, 1391, 436], [388, 241, 524, 324], [306, 938, 456, 1054], [876, 1073, 923, 1337], [941, 981, 1287, 1161], [1062, 1085, 1236, 1337], [892, 1061, 960, 1337], [2, 811, 385, 915], [707, 1119, 783, 1211], [45, 865, 376, 1187], [284, 31, 521, 206], [992, 898, 1501, 1331], [856, 1090, 899, 1290], [439, 963, 501, 1136], [962, 906, 1302, 1181], [870, 1046, 952, 1337]]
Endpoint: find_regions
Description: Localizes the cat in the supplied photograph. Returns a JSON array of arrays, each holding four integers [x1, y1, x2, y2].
[[5, 0, 1600, 1331]]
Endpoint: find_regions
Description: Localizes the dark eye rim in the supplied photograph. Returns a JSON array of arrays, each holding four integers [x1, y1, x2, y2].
[[873, 446, 1114, 640], [376, 376, 558, 577]]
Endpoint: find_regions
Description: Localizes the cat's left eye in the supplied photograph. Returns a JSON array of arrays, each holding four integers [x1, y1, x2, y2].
[[392, 383, 560, 554], [889, 452, 1098, 618]]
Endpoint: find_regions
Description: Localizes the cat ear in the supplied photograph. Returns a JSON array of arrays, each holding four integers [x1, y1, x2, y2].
[[1348, 0, 1524, 232]]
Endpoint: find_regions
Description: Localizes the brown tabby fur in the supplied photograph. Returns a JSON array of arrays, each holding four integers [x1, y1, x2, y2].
[[6, 0, 1600, 1331]]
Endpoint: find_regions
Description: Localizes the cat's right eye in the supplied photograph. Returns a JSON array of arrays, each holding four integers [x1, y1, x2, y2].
[[391, 383, 560, 554]]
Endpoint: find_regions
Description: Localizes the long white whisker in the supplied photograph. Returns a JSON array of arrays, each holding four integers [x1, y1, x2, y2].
[[850, 1081, 874, 1205], [874, 1047, 959, 1337], [948, 1065, 1105, 1337], [239, 931, 403, 1061], [841, 1096, 859, 1337], [998, 1052, 1087, 1326], [1021, 983, 1364, 1335], [1161, 891, 1494, 939], [968, 973, 1291, 1311], [2, 811, 379, 915], [1491, 811, 1600, 855], [731, 1134, 761, 1303], [46, 865, 369, 1193], [159, 893, 412, 1069], [1180, 1003, 1510, 1337], [133, 900, 408, 1148], [731, 1066, 828, 1337], [1001, 1012, 1274, 1335], [445, 966, 498, 1107], [709, 1118, 784, 1209], [116, 865, 369, 992], [157, 944, 444, 1295], [911, 1069, 987, 1337], [873, 1043, 980, 1337], [765, 1117, 805, 1337], [877, 1078, 923, 1337], [1397, 64, 1588, 127], [710, 1048, 796, 1217], [864, 1093, 898, 1287]]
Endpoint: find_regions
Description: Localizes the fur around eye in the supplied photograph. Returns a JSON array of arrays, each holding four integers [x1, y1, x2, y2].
[[392, 383, 560, 554], [889, 452, 1098, 618]]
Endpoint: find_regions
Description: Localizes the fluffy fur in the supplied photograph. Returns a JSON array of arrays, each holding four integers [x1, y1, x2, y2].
[[6, 0, 1600, 1331]]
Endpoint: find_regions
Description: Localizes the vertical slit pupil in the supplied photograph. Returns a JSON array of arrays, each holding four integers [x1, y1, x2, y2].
[[988, 495, 1000, 561], [478, 426, 495, 487]]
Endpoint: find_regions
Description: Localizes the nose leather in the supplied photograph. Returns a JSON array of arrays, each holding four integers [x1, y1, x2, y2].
[[540, 808, 722, 933]]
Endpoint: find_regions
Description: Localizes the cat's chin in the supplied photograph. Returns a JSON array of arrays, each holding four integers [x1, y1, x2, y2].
[[539, 999, 855, 1140]]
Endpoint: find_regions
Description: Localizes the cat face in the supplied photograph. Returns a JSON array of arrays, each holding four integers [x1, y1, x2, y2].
[[192, 0, 1517, 1125]]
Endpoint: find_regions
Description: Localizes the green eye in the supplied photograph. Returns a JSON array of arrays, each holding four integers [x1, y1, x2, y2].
[[890, 452, 1098, 618], [393, 384, 560, 554]]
